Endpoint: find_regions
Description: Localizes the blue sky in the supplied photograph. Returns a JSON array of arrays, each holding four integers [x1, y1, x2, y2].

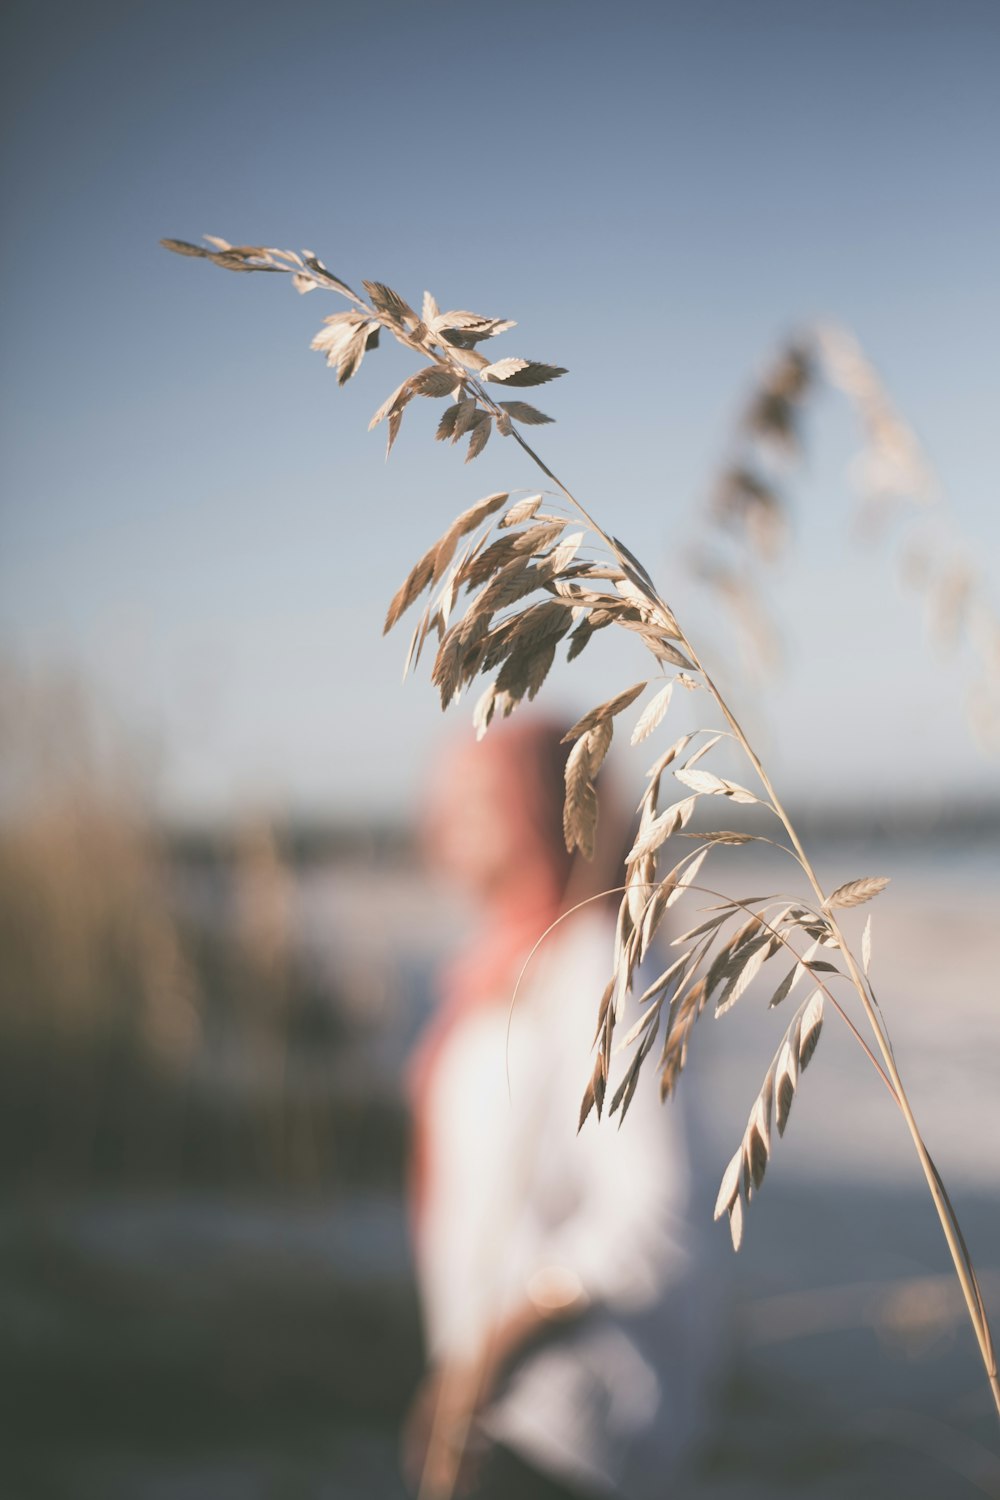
[[2, 0, 998, 821]]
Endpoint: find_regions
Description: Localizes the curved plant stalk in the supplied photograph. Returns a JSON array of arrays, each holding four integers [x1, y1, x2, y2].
[[507, 428, 1000, 1419], [162, 236, 999, 1418]]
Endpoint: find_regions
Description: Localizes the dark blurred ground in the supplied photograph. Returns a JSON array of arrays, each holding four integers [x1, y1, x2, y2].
[[0, 821, 997, 1499]]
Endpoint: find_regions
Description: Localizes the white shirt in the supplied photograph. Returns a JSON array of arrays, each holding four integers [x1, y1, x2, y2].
[[416, 912, 718, 1498]]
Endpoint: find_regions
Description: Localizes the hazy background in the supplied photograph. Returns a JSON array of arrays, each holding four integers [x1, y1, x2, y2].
[[1, 3, 998, 1497], [2, 0, 999, 820]]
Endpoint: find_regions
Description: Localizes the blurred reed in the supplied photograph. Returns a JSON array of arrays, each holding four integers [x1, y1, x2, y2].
[[0, 659, 400, 1197]]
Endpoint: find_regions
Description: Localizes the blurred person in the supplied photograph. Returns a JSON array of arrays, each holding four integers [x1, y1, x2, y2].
[[403, 718, 718, 1500]]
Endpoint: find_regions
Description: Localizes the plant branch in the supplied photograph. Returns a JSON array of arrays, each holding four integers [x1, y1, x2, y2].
[[162, 235, 999, 1416], [497, 428, 1000, 1419]]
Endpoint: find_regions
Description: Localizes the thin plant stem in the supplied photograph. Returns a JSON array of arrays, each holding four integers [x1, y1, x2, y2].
[[494, 424, 1000, 1420], [506, 880, 898, 1105], [162, 239, 999, 1417]]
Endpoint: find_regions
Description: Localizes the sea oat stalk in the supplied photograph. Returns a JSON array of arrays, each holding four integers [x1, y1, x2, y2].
[[697, 323, 1000, 746], [162, 236, 999, 1418]]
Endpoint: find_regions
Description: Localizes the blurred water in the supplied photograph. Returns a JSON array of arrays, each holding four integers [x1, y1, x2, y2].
[[1, 833, 997, 1498]]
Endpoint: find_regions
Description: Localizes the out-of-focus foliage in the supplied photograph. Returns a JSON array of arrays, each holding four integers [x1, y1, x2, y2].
[[694, 326, 1000, 748], [0, 660, 398, 1195]]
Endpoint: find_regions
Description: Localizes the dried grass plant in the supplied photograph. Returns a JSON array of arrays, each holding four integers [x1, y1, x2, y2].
[[696, 323, 1000, 748], [0, 659, 344, 1192], [0, 660, 198, 1064], [162, 236, 999, 1418]]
